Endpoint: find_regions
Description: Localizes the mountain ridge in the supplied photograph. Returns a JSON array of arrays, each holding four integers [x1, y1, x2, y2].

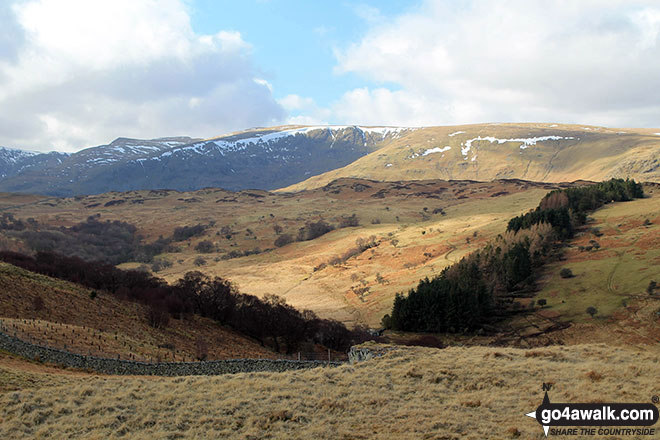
[[0, 126, 412, 196], [1, 123, 660, 196], [279, 122, 660, 191]]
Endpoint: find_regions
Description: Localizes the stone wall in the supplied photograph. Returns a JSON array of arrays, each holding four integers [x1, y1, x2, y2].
[[0, 331, 342, 376]]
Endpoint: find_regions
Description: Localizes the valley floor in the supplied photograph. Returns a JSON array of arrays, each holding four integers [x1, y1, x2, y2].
[[2, 343, 660, 439]]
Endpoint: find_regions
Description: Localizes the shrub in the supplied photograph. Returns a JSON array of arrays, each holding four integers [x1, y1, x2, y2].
[[537, 299, 547, 307], [586, 306, 598, 317], [146, 304, 169, 328], [32, 295, 45, 312], [274, 234, 294, 248], [151, 258, 173, 272], [297, 220, 333, 241], [560, 268, 573, 278], [172, 224, 207, 241], [403, 335, 445, 349], [195, 337, 208, 361], [338, 214, 360, 228], [647, 280, 657, 295], [220, 248, 264, 260], [195, 240, 215, 253], [356, 236, 378, 252], [193, 256, 207, 266], [220, 225, 233, 239]]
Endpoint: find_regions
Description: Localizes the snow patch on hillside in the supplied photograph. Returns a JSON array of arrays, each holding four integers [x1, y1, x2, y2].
[[422, 146, 451, 156], [0, 147, 39, 164], [448, 131, 465, 137], [169, 126, 417, 159], [459, 135, 575, 160]]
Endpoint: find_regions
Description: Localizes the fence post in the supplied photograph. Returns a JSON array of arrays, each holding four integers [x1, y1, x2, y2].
[[298, 352, 301, 361]]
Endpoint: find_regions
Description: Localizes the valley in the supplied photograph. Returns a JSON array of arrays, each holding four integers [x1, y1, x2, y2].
[[0, 178, 558, 327]]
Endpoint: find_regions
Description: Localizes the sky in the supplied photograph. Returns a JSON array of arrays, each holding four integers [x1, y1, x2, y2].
[[1, 0, 660, 152]]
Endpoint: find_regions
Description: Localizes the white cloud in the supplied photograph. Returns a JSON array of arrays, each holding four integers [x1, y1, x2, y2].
[[277, 94, 330, 125], [0, 0, 285, 151], [331, 0, 660, 127]]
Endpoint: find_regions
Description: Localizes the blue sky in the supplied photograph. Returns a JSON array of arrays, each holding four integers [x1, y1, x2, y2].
[[1, 0, 660, 151], [189, 1, 412, 111]]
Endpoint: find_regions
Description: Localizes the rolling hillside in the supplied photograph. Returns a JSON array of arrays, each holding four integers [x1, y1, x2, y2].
[[0, 179, 564, 327], [281, 123, 660, 191], [0, 262, 278, 361]]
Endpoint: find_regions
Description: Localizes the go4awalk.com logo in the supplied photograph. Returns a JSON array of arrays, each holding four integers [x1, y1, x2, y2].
[[525, 383, 659, 437]]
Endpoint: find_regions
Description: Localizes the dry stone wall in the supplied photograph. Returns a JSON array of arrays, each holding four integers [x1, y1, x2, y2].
[[0, 330, 342, 376]]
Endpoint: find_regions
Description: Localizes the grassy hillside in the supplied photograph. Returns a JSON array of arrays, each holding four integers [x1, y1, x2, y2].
[[519, 183, 660, 346], [1, 342, 659, 439], [281, 123, 660, 192], [0, 179, 562, 327], [0, 262, 278, 361]]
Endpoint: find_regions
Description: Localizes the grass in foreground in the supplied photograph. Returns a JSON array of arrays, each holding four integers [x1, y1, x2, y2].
[[1, 343, 659, 439]]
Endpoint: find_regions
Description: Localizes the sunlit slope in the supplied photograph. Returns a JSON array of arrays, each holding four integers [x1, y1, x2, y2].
[[2, 343, 659, 439], [0, 263, 277, 360], [525, 183, 660, 346], [0, 179, 555, 327], [280, 123, 660, 191]]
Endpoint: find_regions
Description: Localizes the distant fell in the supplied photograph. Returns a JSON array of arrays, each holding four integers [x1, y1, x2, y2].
[[279, 123, 660, 191], [0, 126, 410, 196], [2, 123, 660, 196]]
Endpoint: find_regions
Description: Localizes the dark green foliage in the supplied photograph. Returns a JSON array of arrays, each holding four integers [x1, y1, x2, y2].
[[297, 220, 334, 241], [648, 280, 657, 295], [403, 335, 445, 348], [388, 179, 643, 334], [560, 268, 574, 278], [150, 258, 173, 272], [0, 213, 28, 231], [508, 178, 643, 238], [220, 247, 264, 260], [2, 215, 179, 264], [501, 241, 533, 290], [586, 306, 598, 317], [32, 295, 45, 311], [389, 259, 492, 333], [193, 256, 206, 266], [507, 207, 573, 239], [194, 240, 215, 253], [0, 250, 364, 353], [172, 224, 208, 242], [338, 214, 360, 228], [381, 313, 392, 329], [274, 233, 294, 248], [18, 216, 142, 264]]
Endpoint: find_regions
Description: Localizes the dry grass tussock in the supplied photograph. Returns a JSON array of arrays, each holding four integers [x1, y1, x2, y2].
[[2, 343, 660, 439]]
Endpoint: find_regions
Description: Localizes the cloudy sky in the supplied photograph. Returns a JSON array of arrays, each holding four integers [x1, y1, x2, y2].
[[1, 0, 660, 152]]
